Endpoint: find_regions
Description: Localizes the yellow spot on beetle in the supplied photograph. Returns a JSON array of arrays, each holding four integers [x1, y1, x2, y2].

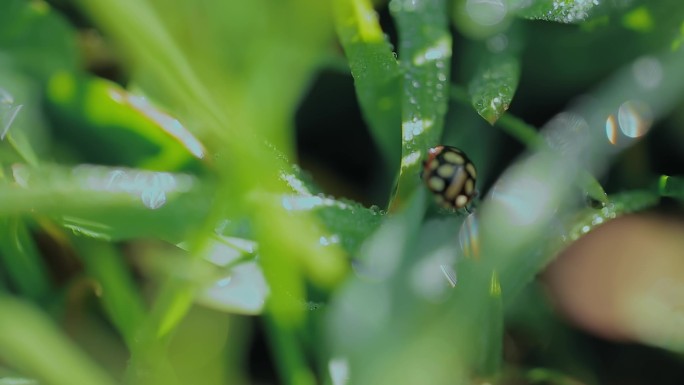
[[456, 195, 469, 208], [443, 151, 464, 164], [429, 177, 445, 191], [437, 164, 455, 178], [444, 170, 467, 200], [465, 179, 474, 195], [465, 163, 476, 178]]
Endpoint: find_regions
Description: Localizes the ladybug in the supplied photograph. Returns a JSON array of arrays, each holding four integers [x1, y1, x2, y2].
[[421, 145, 477, 210]]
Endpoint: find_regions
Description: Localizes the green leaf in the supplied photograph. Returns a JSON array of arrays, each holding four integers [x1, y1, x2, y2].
[[74, 238, 147, 348], [275, 160, 385, 255], [45, 73, 206, 171], [76, 2, 350, 343], [333, 0, 402, 167], [672, 19, 684, 50], [0, 70, 49, 166], [0, 0, 79, 80], [658, 175, 684, 199], [0, 370, 39, 385], [468, 53, 520, 124], [388, 0, 452, 211], [0, 295, 119, 385], [514, 0, 601, 24], [0, 164, 210, 242], [0, 218, 51, 302]]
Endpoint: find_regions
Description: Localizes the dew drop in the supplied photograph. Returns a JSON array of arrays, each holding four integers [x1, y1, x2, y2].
[[141, 187, 167, 209], [466, 0, 507, 26]]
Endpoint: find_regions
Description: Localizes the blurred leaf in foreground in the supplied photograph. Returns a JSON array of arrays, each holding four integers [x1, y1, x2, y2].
[[0, 295, 119, 385], [0, 0, 79, 80], [0, 163, 209, 242]]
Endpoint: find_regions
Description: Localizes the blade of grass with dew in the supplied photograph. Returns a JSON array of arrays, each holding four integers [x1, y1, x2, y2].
[[333, 0, 402, 167], [513, 0, 602, 24], [469, 53, 520, 125], [276, 155, 385, 254], [0, 164, 210, 242], [0, 217, 51, 303], [466, 28, 523, 125], [0, 295, 119, 385], [73, 238, 147, 348], [277, 165, 384, 254], [388, 0, 452, 212], [499, 190, 659, 306]]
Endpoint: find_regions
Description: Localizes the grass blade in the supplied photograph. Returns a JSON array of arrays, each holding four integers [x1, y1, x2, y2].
[[468, 52, 521, 125], [0, 295, 119, 385], [388, 0, 452, 211], [333, 0, 402, 166]]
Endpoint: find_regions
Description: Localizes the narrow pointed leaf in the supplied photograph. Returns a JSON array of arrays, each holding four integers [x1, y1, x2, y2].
[[469, 53, 520, 124], [333, 0, 402, 165], [389, 0, 452, 211]]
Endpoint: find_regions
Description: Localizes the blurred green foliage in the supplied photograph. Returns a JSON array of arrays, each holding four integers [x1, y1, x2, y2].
[[1, 0, 684, 384]]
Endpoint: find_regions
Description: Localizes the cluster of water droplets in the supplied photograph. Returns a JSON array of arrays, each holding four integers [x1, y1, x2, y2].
[[544, 0, 600, 23], [560, 201, 619, 244], [72, 165, 194, 210]]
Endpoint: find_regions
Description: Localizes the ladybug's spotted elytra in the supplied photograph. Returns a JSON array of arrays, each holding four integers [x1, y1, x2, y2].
[[421, 145, 477, 210]]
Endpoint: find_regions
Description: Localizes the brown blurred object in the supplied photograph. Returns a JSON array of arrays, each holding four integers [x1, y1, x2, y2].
[[544, 213, 684, 352]]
